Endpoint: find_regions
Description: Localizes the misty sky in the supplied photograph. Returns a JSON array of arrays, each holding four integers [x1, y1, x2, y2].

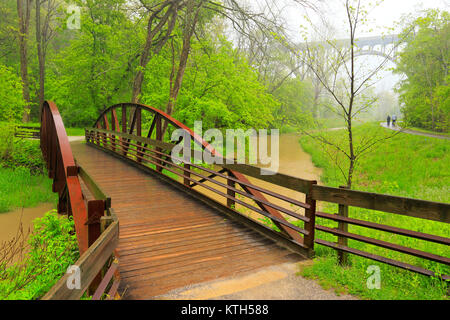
[[271, 0, 450, 93], [280, 0, 450, 39]]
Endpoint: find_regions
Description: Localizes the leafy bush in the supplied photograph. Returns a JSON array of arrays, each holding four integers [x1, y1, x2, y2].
[[0, 167, 56, 213], [0, 122, 15, 161], [0, 125, 46, 174], [0, 64, 25, 122], [0, 211, 79, 300]]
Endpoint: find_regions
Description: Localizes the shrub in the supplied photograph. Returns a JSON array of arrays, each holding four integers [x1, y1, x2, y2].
[[0, 211, 79, 300], [0, 125, 46, 175], [0, 65, 25, 122]]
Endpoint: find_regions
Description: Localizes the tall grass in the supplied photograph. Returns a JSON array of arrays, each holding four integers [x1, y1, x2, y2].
[[298, 123, 449, 300], [0, 167, 56, 213]]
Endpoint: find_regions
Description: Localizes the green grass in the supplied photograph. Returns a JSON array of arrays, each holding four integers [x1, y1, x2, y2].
[[298, 122, 450, 300], [0, 167, 57, 213], [66, 127, 86, 136]]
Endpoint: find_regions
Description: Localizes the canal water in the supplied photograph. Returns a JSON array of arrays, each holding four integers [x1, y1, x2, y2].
[[0, 203, 55, 245], [192, 133, 323, 222]]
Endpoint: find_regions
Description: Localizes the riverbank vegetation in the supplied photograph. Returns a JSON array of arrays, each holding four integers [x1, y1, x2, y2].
[[0, 211, 79, 299], [0, 126, 56, 213], [299, 123, 449, 300]]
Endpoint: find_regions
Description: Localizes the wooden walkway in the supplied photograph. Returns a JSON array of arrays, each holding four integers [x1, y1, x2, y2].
[[71, 141, 302, 299]]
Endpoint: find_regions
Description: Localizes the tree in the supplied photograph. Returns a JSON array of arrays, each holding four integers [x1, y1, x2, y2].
[[36, 0, 58, 113], [295, 0, 400, 188], [141, 26, 278, 131], [395, 9, 449, 133], [131, 0, 316, 133], [0, 64, 26, 122], [17, 0, 33, 122]]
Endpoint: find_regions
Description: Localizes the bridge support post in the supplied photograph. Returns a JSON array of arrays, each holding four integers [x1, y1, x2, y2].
[[304, 181, 317, 257], [227, 172, 236, 209], [155, 115, 163, 172], [337, 186, 349, 266], [183, 163, 191, 187], [86, 199, 105, 295]]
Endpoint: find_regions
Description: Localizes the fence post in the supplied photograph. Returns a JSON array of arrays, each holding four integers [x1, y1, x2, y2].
[[338, 185, 349, 265], [184, 162, 190, 187], [304, 181, 317, 258], [227, 171, 236, 209], [155, 115, 163, 172], [86, 200, 105, 294]]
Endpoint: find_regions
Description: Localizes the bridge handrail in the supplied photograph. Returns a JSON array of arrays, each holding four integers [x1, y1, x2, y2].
[[91, 103, 311, 249], [86, 103, 449, 280], [40, 101, 89, 253], [40, 101, 120, 300]]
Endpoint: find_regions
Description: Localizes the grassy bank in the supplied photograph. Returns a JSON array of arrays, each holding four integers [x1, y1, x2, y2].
[[298, 123, 449, 300], [0, 126, 57, 213], [0, 167, 56, 213]]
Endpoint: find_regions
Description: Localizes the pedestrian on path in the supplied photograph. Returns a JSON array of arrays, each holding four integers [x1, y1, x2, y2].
[[392, 115, 397, 127], [387, 115, 391, 127]]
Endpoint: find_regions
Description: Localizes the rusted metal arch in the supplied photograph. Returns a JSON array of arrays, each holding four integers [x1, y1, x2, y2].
[[92, 103, 305, 244], [93, 103, 216, 155], [40, 101, 89, 254]]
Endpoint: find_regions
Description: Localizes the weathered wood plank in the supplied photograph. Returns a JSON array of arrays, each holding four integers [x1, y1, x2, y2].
[[311, 185, 450, 223], [78, 165, 111, 209], [224, 163, 313, 194]]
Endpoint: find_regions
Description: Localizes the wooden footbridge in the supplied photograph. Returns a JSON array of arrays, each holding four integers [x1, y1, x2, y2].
[[38, 101, 449, 300]]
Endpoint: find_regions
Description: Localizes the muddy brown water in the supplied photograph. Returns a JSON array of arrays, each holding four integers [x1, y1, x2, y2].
[[0, 203, 55, 245], [190, 133, 323, 222]]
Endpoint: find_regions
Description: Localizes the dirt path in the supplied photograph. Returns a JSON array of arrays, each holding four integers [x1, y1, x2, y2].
[[158, 262, 356, 300], [381, 122, 450, 140]]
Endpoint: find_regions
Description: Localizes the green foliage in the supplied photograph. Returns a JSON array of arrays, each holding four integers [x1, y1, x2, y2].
[[0, 127, 55, 212], [142, 35, 278, 131], [395, 9, 450, 133], [45, 0, 139, 127], [0, 211, 79, 299], [0, 122, 15, 161], [0, 64, 25, 122], [272, 78, 315, 129], [2, 139, 46, 174], [0, 124, 46, 174], [0, 167, 56, 213], [299, 123, 450, 299]]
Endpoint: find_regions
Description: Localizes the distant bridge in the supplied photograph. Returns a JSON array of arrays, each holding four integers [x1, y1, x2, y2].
[[296, 34, 401, 65]]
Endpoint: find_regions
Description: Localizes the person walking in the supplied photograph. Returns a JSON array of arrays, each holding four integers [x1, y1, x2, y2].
[[387, 115, 391, 127], [392, 115, 397, 127]]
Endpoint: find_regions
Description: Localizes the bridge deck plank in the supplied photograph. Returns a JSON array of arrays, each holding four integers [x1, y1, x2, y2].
[[71, 142, 303, 299]]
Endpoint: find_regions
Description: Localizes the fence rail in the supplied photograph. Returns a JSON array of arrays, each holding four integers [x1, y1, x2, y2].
[[14, 125, 40, 139]]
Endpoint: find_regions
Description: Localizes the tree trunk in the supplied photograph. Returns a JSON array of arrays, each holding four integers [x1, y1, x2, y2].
[[132, 3, 177, 104], [17, 0, 32, 123], [163, 0, 203, 135], [36, 0, 45, 115]]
